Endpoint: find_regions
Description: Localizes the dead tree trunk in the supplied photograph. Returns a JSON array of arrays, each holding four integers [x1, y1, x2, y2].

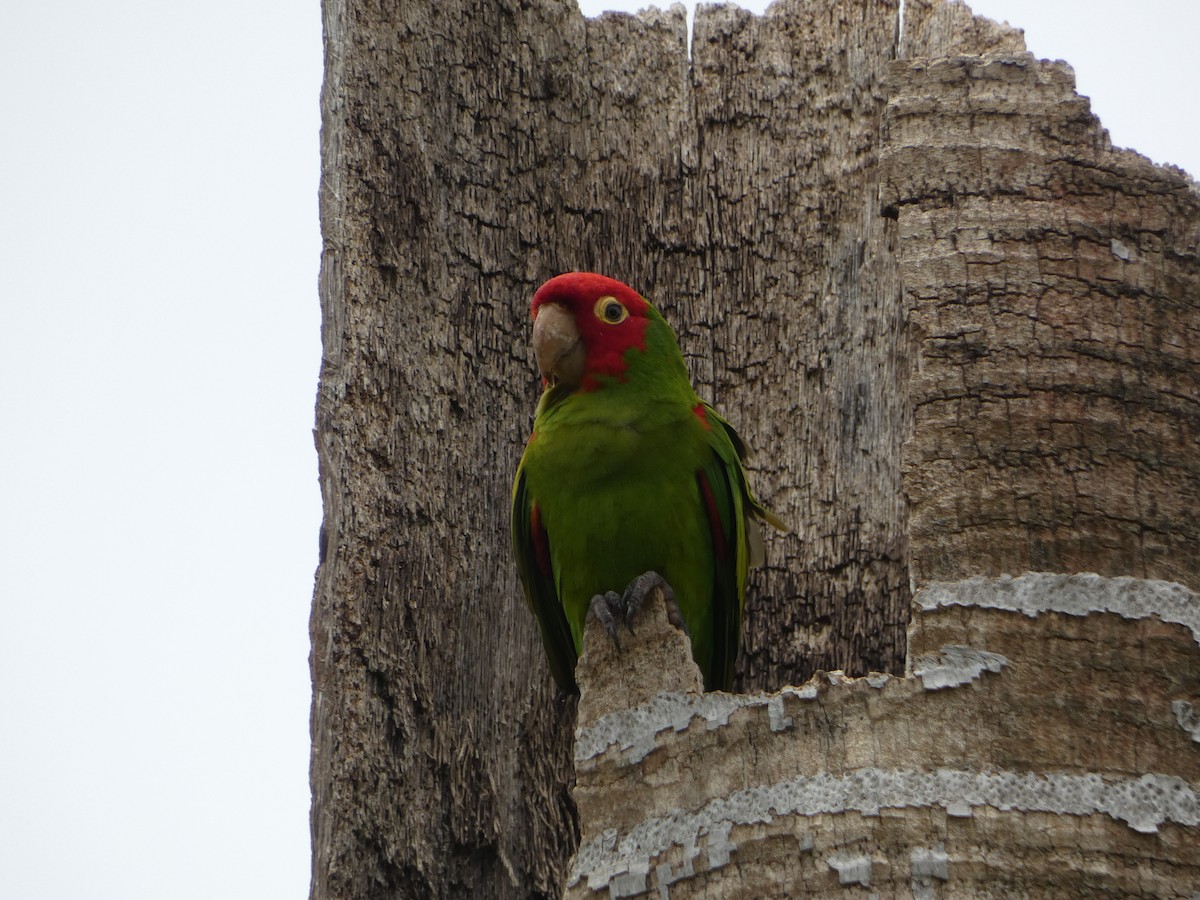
[[311, 0, 1197, 896], [685, 0, 911, 689], [564, 3, 1200, 897], [894, 0, 1200, 587]]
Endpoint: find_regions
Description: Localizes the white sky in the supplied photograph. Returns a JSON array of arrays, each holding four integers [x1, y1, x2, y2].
[[0, 2, 1194, 898]]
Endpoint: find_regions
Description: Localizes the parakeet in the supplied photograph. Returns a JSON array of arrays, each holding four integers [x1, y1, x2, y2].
[[511, 272, 783, 693]]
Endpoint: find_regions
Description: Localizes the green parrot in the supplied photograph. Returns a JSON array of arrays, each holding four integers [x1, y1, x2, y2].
[[511, 272, 783, 693]]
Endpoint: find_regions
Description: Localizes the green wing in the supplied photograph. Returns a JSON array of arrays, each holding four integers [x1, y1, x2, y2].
[[697, 405, 785, 690], [512, 463, 578, 693]]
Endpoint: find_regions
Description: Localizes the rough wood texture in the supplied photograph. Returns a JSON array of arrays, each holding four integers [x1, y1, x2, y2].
[[313, 0, 1200, 893], [563, 2, 1200, 895], [687, 0, 911, 689], [901, 0, 1026, 58], [568, 575, 1200, 897], [883, 33, 1200, 589], [312, 1, 605, 895], [575, 590, 705, 730], [313, 1, 913, 895]]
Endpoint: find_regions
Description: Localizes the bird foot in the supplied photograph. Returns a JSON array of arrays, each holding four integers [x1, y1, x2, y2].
[[623, 570, 688, 635], [587, 571, 687, 653], [586, 590, 626, 649]]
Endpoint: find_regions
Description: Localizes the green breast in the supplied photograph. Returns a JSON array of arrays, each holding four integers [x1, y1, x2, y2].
[[522, 395, 720, 679]]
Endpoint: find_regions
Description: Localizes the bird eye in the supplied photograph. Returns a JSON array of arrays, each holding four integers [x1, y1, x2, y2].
[[594, 296, 628, 325]]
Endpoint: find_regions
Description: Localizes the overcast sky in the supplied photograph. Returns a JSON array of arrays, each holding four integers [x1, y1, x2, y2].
[[1, 2, 1194, 898]]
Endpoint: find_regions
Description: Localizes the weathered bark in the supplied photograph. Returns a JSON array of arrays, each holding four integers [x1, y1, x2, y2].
[[901, 0, 1026, 58], [889, 14, 1200, 589], [687, 0, 910, 689], [569, 575, 1200, 897], [312, 0, 1198, 894], [313, 0, 912, 896], [312, 1, 599, 895], [564, 2, 1200, 897]]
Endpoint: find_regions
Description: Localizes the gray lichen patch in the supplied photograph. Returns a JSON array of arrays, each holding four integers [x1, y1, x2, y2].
[[917, 574, 1200, 645], [910, 843, 949, 880], [910, 645, 1009, 690], [911, 843, 950, 900], [574, 686, 818, 765], [568, 768, 1200, 893], [827, 851, 873, 886], [1173, 700, 1200, 744]]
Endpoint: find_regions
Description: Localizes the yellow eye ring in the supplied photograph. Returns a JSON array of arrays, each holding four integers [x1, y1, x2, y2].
[[594, 295, 628, 325]]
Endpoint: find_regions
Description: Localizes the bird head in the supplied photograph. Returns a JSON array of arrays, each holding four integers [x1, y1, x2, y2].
[[529, 272, 652, 392]]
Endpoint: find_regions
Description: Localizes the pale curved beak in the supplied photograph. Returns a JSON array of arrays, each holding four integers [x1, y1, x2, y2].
[[532, 303, 585, 389]]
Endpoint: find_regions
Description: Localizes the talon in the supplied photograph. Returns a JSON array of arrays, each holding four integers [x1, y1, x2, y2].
[[664, 599, 687, 634], [586, 590, 625, 649], [621, 571, 687, 636]]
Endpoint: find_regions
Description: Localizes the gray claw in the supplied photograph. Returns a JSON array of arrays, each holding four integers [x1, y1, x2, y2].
[[586, 590, 625, 649], [621, 571, 687, 635]]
